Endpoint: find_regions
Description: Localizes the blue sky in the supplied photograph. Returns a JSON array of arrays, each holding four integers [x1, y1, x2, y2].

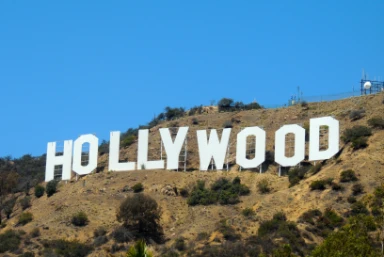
[[0, 1, 383, 157]]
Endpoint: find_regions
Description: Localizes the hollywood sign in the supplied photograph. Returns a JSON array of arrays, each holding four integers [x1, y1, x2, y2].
[[45, 116, 339, 182]]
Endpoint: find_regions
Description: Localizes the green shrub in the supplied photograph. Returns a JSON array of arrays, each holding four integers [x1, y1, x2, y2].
[[258, 212, 306, 254], [180, 188, 189, 197], [288, 166, 310, 187], [257, 178, 271, 194], [20, 196, 31, 210], [42, 239, 93, 257], [121, 135, 136, 148], [187, 177, 249, 206], [174, 237, 186, 251], [3, 197, 16, 219], [350, 201, 369, 216], [331, 182, 343, 191], [242, 207, 256, 218], [132, 183, 144, 193], [299, 209, 322, 225], [46, 180, 58, 197], [71, 211, 89, 227], [309, 163, 322, 174], [30, 228, 40, 238], [340, 170, 358, 182], [117, 193, 164, 243], [368, 116, 384, 129], [217, 98, 234, 112], [0, 230, 21, 253], [34, 185, 45, 198], [19, 212, 33, 225], [351, 136, 368, 150], [342, 125, 371, 143], [217, 220, 241, 241], [349, 110, 365, 121], [310, 180, 327, 191], [352, 183, 364, 195]]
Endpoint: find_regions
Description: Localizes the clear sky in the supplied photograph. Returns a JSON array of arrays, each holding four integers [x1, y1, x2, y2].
[[0, 1, 383, 157]]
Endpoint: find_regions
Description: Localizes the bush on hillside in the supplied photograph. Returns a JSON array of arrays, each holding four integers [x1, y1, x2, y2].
[[71, 211, 89, 227], [340, 170, 358, 182], [351, 136, 368, 150], [34, 184, 45, 198], [368, 116, 384, 129], [349, 109, 365, 121], [19, 212, 33, 225], [0, 230, 22, 253], [257, 178, 271, 194], [30, 228, 40, 238], [20, 196, 31, 210], [217, 220, 241, 241], [46, 180, 58, 197], [132, 183, 144, 193], [310, 180, 327, 190], [42, 239, 93, 257], [352, 183, 364, 195], [242, 207, 256, 218], [117, 193, 164, 243], [218, 98, 234, 112], [3, 197, 16, 219], [350, 201, 369, 216], [188, 177, 250, 206], [288, 166, 310, 187], [342, 125, 371, 144]]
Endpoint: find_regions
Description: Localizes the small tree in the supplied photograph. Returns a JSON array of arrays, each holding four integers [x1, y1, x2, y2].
[[217, 98, 234, 112], [34, 185, 45, 198], [117, 194, 164, 243], [132, 183, 144, 193], [71, 211, 89, 227], [46, 180, 58, 197], [20, 196, 31, 210]]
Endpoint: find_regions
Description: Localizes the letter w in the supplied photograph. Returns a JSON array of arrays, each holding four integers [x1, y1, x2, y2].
[[197, 129, 231, 171]]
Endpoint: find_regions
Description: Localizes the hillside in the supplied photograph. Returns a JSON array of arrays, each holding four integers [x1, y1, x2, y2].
[[2, 93, 384, 256]]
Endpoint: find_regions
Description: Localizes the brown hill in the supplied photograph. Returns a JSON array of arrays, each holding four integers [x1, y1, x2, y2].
[[2, 93, 384, 256]]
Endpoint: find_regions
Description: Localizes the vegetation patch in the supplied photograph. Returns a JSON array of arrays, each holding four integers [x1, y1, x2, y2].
[[34, 184, 45, 198], [71, 211, 89, 227], [257, 178, 271, 194], [18, 212, 33, 225], [42, 239, 93, 257], [288, 165, 311, 187], [368, 116, 384, 129], [117, 193, 164, 243], [342, 125, 372, 150], [187, 177, 250, 206], [46, 180, 58, 197], [132, 183, 144, 193], [0, 230, 22, 253], [340, 169, 358, 182]]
